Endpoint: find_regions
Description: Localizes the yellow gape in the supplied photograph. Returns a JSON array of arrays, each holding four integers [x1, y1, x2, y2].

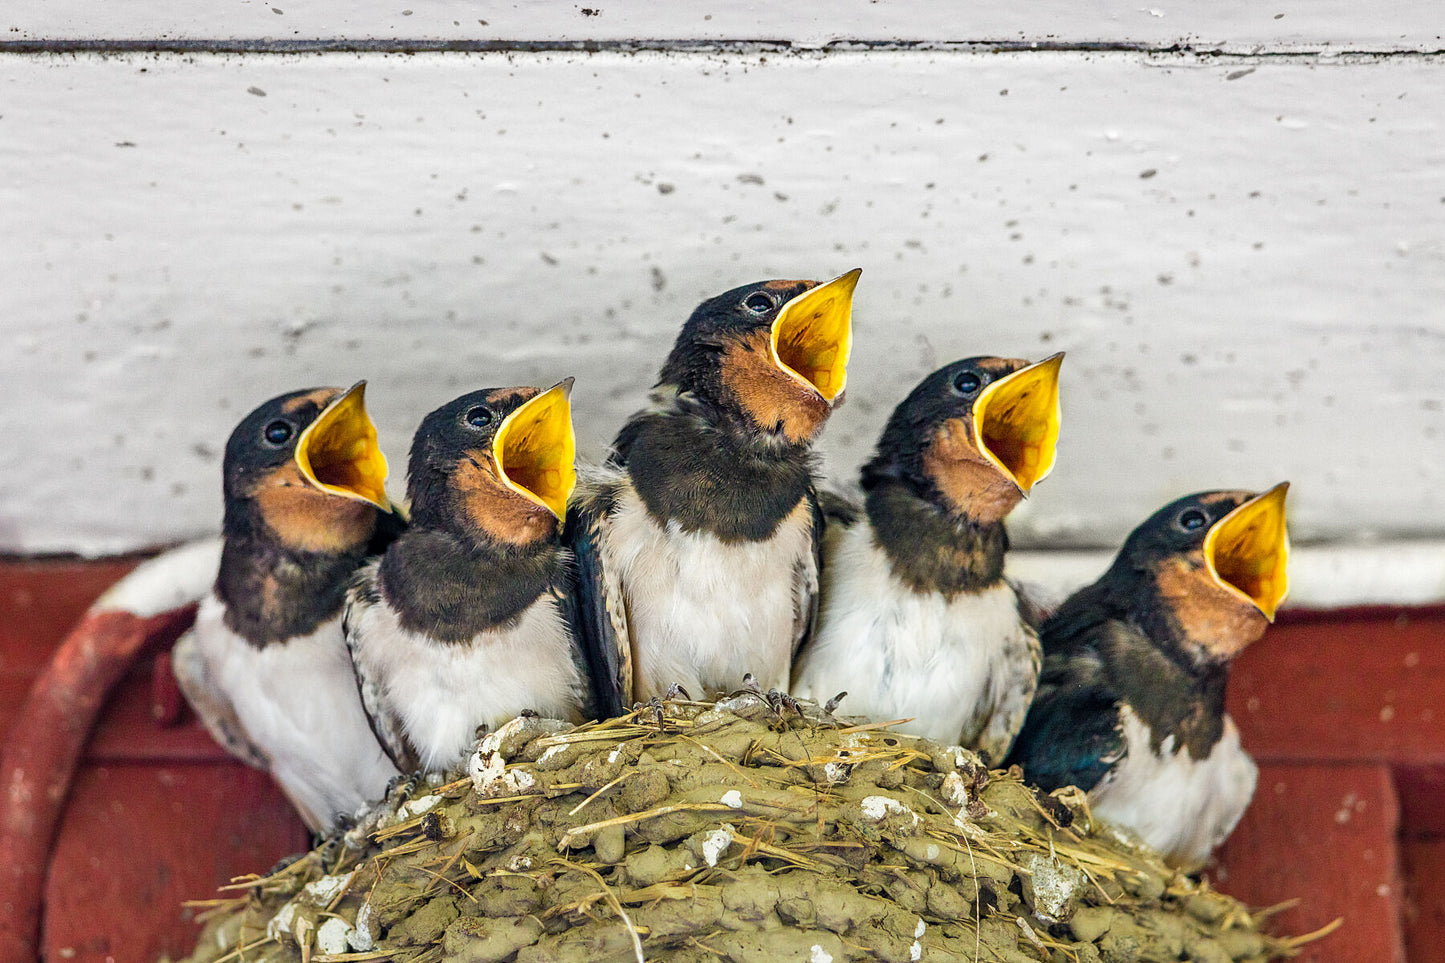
[[294, 381, 391, 510], [493, 379, 578, 521], [972, 353, 1065, 493], [1204, 482, 1291, 621], [770, 268, 862, 404]]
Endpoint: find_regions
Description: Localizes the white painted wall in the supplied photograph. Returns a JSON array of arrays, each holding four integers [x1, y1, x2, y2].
[[2, 5, 1443, 579]]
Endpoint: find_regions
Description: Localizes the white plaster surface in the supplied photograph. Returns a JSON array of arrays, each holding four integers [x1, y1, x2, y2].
[[5, 1, 1443, 52], [1, 42, 1443, 576]]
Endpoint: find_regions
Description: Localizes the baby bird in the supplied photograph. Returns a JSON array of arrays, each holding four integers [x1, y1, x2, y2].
[[345, 381, 589, 773], [173, 383, 403, 833], [1007, 485, 1290, 868], [793, 355, 1063, 762], [569, 271, 861, 712]]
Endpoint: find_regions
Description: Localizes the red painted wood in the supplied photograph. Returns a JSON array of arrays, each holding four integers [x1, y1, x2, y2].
[[86, 661, 236, 764], [1395, 766, 1445, 840], [0, 557, 142, 667], [0, 606, 195, 963], [7, 561, 1445, 962], [1403, 838, 1445, 963], [1229, 609, 1445, 765], [1215, 763, 1404, 963], [0, 557, 141, 737], [41, 763, 310, 963]]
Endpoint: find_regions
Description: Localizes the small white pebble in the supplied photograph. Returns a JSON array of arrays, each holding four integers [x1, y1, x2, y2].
[[607, 747, 622, 764], [702, 827, 733, 867], [349, 902, 375, 951], [925, 844, 940, 861], [266, 902, 298, 941], [810, 945, 834, 963], [720, 789, 743, 809], [302, 871, 354, 905], [910, 939, 921, 961], [859, 795, 914, 823], [915, 918, 926, 937], [316, 917, 353, 954]]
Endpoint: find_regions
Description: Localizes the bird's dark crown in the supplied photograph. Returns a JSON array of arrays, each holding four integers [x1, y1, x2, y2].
[[1066, 489, 1268, 669], [222, 386, 341, 500], [656, 278, 817, 394], [1111, 490, 1256, 575], [861, 356, 1029, 500], [407, 381, 543, 526], [650, 278, 833, 446]]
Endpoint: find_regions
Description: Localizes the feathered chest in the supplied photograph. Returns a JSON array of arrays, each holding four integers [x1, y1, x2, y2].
[[347, 579, 584, 772], [605, 486, 817, 698], [802, 523, 1036, 744]]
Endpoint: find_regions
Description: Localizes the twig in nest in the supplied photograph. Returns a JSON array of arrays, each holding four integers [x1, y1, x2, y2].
[[549, 858, 645, 963], [1283, 916, 1344, 948], [835, 718, 916, 734], [568, 770, 636, 817], [558, 802, 735, 849]]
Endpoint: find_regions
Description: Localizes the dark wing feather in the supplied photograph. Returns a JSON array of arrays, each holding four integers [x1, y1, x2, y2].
[[789, 487, 829, 664], [562, 481, 632, 720], [1007, 611, 1148, 792], [342, 571, 422, 774], [1006, 660, 1124, 793], [171, 630, 271, 770]]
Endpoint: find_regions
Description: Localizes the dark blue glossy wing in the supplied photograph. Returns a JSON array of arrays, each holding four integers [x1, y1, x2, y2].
[[562, 483, 632, 721], [1006, 660, 1124, 793]]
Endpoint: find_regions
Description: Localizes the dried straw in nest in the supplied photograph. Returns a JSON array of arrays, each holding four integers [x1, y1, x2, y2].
[[178, 694, 1323, 963]]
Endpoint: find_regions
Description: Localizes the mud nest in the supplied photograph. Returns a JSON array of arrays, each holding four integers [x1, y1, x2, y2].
[[181, 695, 1307, 963]]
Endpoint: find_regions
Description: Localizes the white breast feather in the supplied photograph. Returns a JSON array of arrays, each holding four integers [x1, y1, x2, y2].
[[1089, 706, 1258, 868], [184, 591, 400, 830], [348, 592, 584, 773], [792, 522, 1036, 754], [605, 487, 815, 701]]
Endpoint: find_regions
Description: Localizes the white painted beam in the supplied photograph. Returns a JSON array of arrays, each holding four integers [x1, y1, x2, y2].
[[4, 1, 1443, 52], [1009, 541, 1445, 612], [1, 49, 1442, 563]]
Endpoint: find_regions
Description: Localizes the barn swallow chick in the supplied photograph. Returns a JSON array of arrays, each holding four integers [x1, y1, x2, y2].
[[792, 354, 1064, 761], [567, 271, 861, 713], [1006, 485, 1290, 868], [345, 381, 589, 773], [173, 383, 404, 833]]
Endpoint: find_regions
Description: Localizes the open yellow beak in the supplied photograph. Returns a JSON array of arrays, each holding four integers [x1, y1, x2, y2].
[[1204, 482, 1291, 621], [971, 353, 1064, 493], [770, 268, 861, 404], [492, 379, 578, 521], [294, 381, 391, 510]]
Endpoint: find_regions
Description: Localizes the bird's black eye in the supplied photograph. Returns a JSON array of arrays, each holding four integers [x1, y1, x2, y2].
[[1178, 508, 1209, 531], [743, 292, 776, 315], [464, 406, 494, 429], [262, 420, 293, 446], [952, 371, 983, 395]]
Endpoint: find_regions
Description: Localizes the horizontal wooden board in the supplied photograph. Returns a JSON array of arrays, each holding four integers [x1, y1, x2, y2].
[[1215, 762, 1403, 963], [1, 51, 1442, 556], [41, 762, 310, 963], [1229, 609, 1445, 765], [5, 0, 1443, 51], [1404, 838, 1445, 963]]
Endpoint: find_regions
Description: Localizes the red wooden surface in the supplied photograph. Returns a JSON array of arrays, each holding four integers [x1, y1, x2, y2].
[[1403, 839, 1445, 963], [1216, 763, 1404, 963], [0, 557, 140, 736], [1, 561, 1443, 961], [1230, 607, 1445, 766], [42, 764, 308, 963]]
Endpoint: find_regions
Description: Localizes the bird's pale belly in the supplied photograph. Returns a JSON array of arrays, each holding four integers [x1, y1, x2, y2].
[[610, 492, 814, 701]]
